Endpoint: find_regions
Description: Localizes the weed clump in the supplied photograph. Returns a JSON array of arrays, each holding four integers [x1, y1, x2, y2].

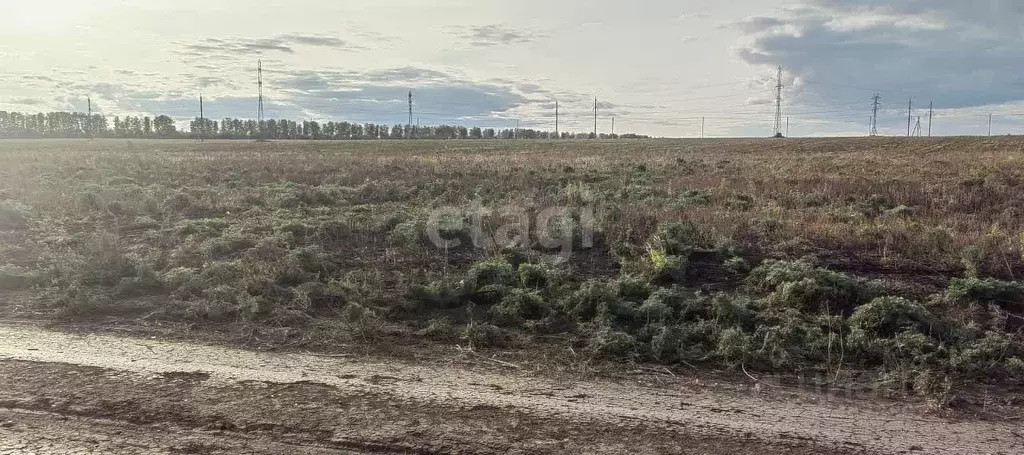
[[588, 327, 637, 359], [517, 263, 551, 289], [405, 280, 471, 311], [946, 277, 1024, 312], [489, 289, 549, 326], [749, 259, 865, 314], [849, 297, 931, 337], [467, 259, 517, 290]]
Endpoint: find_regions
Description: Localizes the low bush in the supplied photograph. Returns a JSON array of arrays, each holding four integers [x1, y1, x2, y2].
[[489, 289, 549, 326], [750, 259, 866, 314], [848, 296, 931, 337], [946, 277, 1024, 312], [405, 280, 471, 311], [587, 328, 638, 359], [466, 259, 518, 290], [518, 263, 550, 289], [652, 221, 703, 256]]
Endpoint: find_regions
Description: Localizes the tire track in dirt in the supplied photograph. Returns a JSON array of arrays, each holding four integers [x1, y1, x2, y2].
[[0, 324, 1019, 454]]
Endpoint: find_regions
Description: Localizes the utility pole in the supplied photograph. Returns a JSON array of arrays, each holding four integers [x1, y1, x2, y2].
[[786, 117, 790, 137], [773, 66, 784, 137], [257, 60, 265, 139], [86, 97, 92, 138], [870, 93, 881, 136], [593, 97, 598, 139], [913, 116, 922, 137], [515, 119, 520, 140], [555, 99, 559, 139], [611, 117, 615, 136], [407, 91, 413, 139], [928, 101, 933, 137], [989, 113, 993, 137], [700, 117, 705, 139], [199, 93, 204, 142], [907, 98, 912, 137]]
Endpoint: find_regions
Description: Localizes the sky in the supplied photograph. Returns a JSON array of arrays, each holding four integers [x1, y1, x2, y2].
[[1, 0, 1023, 137]]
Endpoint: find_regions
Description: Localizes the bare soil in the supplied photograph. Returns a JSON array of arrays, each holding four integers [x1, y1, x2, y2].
[[0, 323, 1020, 454]]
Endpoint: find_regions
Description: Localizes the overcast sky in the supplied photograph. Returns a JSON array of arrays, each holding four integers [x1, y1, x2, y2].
[[1, 0, 1022, 137]]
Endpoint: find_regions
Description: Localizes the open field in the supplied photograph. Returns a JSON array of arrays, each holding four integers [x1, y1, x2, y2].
[[1, 137, 1023, 406]]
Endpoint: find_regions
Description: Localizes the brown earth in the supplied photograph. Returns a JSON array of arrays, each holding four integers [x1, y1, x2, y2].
[[0, 323, 1020, 454]]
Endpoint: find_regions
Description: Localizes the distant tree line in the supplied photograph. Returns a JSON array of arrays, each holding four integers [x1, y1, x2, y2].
[[0, 110, 648, 140]]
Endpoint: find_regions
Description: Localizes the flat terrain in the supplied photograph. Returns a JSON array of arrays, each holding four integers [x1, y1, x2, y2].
[[2, 137, 1024, 452], [0, 323, 1020, 454]]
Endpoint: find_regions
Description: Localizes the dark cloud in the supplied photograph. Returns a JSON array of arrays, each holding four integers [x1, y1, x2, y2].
[[180, 34, 359, 58], [9, 98, 43, 105], [735, 0, 1024, 110], [453, 25, 543, 47]]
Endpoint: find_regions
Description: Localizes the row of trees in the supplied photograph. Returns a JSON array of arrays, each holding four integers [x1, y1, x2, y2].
[[0, 110, 648, 140]]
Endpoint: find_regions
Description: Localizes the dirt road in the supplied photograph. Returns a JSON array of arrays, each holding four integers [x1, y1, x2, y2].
[[0, 324, 1019, 454]]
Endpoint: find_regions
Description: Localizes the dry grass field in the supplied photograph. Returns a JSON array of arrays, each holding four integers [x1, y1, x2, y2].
[[2, 137, 1024, 402]]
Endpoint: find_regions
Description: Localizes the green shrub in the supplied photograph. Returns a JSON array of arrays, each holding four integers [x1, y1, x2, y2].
[[643, 288, 686, 318], [647, 324, 685, 362], [588, 328, 637, 358], [113, 264, 166, 298], [647, 245, 688, 284], [614, 275, 652, 302], [405, 280, 471, 310], [849, 297, 931, 337], [751, 259, 864, 314], [518, 263, 550, 289], [948, 331, 1019, 377], [675, 320, 720, 362], [391, 220, 423, 246], [637, 296, 673, 322], [946, 278, 1024, 312], [724, 256, 751, 275], [715, 327, 751, 366], [678, 189, 711, 207], [712, 294, 756, 330], [500, 248, 530, 269], [652, 221, 702, 256], [288, 246, 336, 276], [489, 289, 549, 326], [562, 280, 618, 322], [467, 259, 517, 290]]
